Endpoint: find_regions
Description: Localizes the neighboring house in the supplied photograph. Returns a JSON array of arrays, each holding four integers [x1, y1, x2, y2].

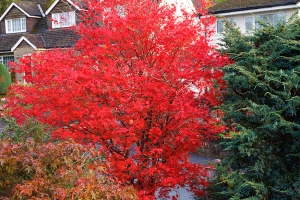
[[0, 0, 81, 81], [6, 0, 296, 79], [208, 0, 300, 44], [161, 0, 199, 15], [0, 0, 201, 79]]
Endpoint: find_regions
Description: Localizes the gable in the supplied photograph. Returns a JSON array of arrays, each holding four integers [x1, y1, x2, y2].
[[3, 7, 26, 20], [45, 0, 81, 15], [50, 1, 78, 13], [0, 2, 42, 21], [15, 40, 36, 50], [17, 1, 44, 17], [11, 36, 38, 51]]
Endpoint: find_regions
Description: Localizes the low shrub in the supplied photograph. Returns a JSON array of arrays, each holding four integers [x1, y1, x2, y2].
[[0, 63, 11, 95], [0, 118, 138, 199]]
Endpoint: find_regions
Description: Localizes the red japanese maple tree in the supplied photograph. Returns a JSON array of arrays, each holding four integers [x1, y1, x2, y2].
[[6, 0, 228, 199]]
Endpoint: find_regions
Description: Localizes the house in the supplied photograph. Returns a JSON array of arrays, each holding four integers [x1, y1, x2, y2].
[[208, 0, 300, 44], [0, 0, 81, 81], [0, 0, 201, 77], [5, 0, 295, 77], [161, 0, 198, 15]]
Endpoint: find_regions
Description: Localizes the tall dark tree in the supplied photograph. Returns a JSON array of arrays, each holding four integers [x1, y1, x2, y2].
[[0, 0, 14, 15], [209, 15, 300, 199], [0, 0, 55, 16]]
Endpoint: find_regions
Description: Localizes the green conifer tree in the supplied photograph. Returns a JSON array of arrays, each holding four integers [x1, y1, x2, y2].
[[0, 1, 55, 16], [0, 0, 14, 15], [209, 15, 300, 200]]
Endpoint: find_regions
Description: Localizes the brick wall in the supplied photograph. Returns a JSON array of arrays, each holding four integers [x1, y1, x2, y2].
[[13, 42, 36, 82]]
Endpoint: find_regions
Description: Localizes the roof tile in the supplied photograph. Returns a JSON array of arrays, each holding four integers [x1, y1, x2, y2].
[[42, 28, 79, 48], [0, 34, 21, 51], [16, 1, 43, 17], [0, 33, 45, 51]]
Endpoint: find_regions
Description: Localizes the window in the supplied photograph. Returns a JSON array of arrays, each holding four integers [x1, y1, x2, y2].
[[216, 18, 234, 33], [5, 18, 26, 33], [245, 12, 286, 32], [245, 16, 254, 32], [273, 12, 286, 25], [52, 11, 76, 28], [116, 5, 126, 18], [0, 56, 14, 68], [256, 12, 286, 28]]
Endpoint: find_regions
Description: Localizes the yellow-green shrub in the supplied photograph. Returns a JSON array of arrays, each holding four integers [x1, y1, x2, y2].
[[0, 119, 138, 199]]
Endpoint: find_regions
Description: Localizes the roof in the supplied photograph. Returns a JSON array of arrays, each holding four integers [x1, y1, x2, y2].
[[0, 1, 44, 21], [0, 33, 45, 52], [209, 0, 299, 14], [42, 29, 79, 48], [31, 17, 48, 34], [0, 28, 79, 51], [0, 0, 81, 52], [0, 34, 21, 51], [21, 34, 45, 49], [16, 1, 44, 16], [11, 34, 45, 51], [18, 0, 48, 3], [191, 0, 202, 10], [45, 0, 83, 15]]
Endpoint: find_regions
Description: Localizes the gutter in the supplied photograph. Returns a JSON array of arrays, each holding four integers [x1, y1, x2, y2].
[[0, 51, 13, 54], [38, 4, 46, 17], [210, 2, 297, 13], [211, 4, 298, 16]]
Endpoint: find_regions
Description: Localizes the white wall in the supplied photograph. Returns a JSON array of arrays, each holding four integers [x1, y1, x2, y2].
[[211, 6, 299, 45], [160, 0, 196, 16]]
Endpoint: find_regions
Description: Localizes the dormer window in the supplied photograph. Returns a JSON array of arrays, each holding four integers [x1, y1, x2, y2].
[[5, 18, 26, 33], [52, 11, 76, 28]]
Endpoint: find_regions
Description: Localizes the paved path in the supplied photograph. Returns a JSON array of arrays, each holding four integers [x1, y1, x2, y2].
[[0, 119, 7, 133], [164, 153, 218, 199]]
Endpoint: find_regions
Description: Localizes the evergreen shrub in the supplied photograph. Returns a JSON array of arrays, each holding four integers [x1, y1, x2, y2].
[[0, 63, 11, 95], [208, 15, 300, 200]]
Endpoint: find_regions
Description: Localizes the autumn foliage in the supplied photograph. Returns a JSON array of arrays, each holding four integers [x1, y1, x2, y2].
[[0, 119, 137, 199], [6, 0, 228, 199]]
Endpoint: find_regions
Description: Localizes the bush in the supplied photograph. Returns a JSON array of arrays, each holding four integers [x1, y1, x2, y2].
[[0, 63, 11, 95], [0, 118, 138, 199]]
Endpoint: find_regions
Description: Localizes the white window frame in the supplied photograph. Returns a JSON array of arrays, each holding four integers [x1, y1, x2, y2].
[[255, 12, 286, 28], [0, 56, 14, 68], [5, 18, 26, 33], [245, 12, 286, 32], [245, 16, 254, 32], [216, 18, 234, 34], [52, 11, 76, 28]]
